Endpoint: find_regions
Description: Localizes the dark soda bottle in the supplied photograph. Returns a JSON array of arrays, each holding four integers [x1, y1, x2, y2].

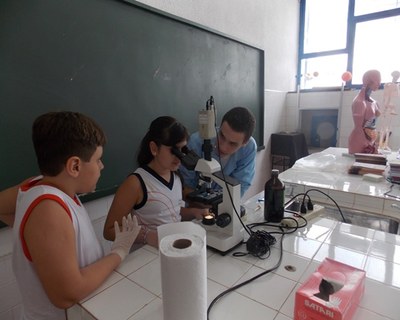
[[264, 169, 285, 222]]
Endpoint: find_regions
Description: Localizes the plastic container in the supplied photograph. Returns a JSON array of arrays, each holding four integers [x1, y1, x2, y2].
[[264, 169, 285, 222], [295, 258, 365, 320]]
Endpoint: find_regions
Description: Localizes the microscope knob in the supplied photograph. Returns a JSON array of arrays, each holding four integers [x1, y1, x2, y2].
[[216, 213, 231, 228]]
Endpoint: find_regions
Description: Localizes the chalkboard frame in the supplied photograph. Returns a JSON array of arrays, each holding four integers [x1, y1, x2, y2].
[[0, 0, 265, 203]]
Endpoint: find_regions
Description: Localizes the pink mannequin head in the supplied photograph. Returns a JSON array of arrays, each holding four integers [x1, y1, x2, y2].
[[362, 69, 381, 91]]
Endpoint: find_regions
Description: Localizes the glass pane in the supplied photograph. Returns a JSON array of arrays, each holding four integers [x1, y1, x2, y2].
[[301, 54, 348, 89], [304, 0, 348, 53], [355, 0, 400, 16], [353, 16, 400, 85]]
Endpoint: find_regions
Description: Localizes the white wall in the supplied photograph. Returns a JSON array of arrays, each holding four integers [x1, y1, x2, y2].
[[286, 88, 400, 151]]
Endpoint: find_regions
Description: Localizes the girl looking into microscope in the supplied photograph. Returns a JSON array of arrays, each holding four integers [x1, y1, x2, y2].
[[103, 116, 209, 248]]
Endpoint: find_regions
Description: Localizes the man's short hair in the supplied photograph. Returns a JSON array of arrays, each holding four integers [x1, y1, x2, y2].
[[221, 107, 255, 142], [32, 111, 106, 176]]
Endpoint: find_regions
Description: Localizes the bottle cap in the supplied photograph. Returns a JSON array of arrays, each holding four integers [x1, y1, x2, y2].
[[272, 169, 279, 175]]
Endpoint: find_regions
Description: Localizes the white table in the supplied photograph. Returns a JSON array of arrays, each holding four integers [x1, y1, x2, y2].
[[279, 147, 400, 220], [68, 191, 400, 320]]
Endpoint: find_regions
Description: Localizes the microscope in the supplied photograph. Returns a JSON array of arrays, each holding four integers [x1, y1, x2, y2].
[[173, 97, 244, 254]]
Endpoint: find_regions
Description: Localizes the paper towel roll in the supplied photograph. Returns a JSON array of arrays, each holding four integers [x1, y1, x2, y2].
[[159, 222, 207, 320]]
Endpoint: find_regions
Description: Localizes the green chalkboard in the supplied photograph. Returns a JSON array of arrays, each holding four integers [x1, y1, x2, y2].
[[0, 0, 264, 202]]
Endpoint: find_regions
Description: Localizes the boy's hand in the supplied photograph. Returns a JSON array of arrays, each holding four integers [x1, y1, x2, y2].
[[110, 214, 140, 261]]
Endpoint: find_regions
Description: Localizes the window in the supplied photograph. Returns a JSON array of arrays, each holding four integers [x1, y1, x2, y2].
[[298, 0, 400, 89], [355, 0, 400, 16], [303, 0, 348, 54]]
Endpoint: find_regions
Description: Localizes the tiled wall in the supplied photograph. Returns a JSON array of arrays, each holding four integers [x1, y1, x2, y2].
[[0, 195, 114, 320]]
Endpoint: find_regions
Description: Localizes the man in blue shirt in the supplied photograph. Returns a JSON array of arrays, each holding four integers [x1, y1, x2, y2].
[[180, 106, 257, 198]]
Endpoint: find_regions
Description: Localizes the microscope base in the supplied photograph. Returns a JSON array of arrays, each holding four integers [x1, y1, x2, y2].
[[205, 228, 244, 255]]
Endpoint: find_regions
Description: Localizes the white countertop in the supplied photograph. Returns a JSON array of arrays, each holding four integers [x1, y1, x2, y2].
[[279, 147, 400, 219], [69, 192, 400, 320]]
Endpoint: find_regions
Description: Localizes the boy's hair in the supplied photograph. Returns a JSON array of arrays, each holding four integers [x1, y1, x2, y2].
[[221, 107, 256, 142], [137, 116, 189, 167], [32, 111, 106, 176]]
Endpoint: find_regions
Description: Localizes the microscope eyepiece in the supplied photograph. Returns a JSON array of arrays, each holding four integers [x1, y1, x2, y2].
[[171, 146, 201, 170]]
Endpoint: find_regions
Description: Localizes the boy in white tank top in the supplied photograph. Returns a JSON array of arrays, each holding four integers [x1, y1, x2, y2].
[[12, 111, 141, 320]]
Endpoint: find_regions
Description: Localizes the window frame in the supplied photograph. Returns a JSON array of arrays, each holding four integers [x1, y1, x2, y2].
[[297, 0, 400, 90]]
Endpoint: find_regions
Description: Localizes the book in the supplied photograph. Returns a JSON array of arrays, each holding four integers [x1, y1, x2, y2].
[[348, 161, 386, 175], [353, 153, 387, 165], [388, 160, 400, 183]]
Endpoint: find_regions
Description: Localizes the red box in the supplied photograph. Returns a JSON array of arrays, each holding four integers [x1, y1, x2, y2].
[[294, 258, 366, 320]]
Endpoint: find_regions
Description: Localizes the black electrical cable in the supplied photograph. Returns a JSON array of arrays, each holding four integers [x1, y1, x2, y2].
[[232, 214, 306, 259], [207, 229, 285, 320], [281, 214, 308, 229], [246, 218, 305, 235], [285, 192, 311, 205], [207, 187, 347, 318], [285, 192, 313, 213], [221, 221, 309, 320], [302, 188, 346, 222], [384, 183, 400, 200], [233, 229, 276, 259], [295, 213, 308, 227], [286, 190, 345, 222]]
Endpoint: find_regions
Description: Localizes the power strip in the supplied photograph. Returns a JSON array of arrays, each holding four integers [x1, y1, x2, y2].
[[301, 204, 325, 221], [281, 204, 325, 228]]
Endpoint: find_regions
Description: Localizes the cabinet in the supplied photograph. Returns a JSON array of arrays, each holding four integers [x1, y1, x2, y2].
[[271, 132, 309, 171]]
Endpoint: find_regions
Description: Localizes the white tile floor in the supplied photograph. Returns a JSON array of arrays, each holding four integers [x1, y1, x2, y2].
[[69, 212, 400, 320]]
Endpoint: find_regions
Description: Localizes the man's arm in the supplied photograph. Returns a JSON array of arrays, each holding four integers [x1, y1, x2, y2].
[[230, 137, 257, 197]]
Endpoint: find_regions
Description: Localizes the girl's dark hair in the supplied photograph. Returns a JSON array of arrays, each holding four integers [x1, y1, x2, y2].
[[137, 116, 189, 166]]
